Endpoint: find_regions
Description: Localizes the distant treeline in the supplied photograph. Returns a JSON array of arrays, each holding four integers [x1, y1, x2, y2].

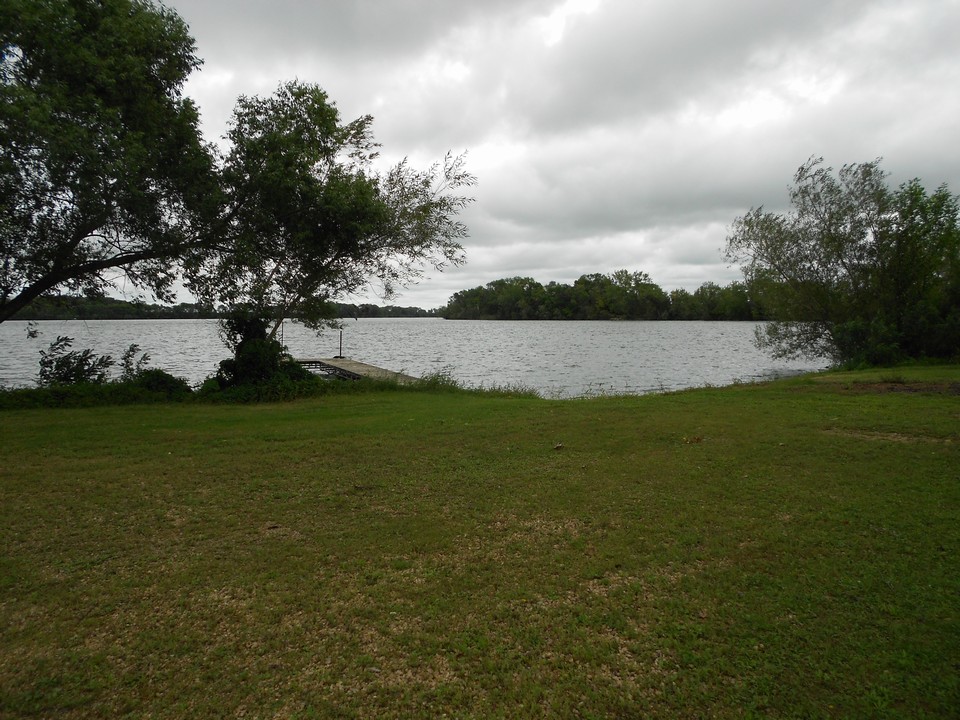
[[334, 303, 438, 319], [13, 296, 435, 321], [440, 271, 768, 321], [12, 297, 220, 320]]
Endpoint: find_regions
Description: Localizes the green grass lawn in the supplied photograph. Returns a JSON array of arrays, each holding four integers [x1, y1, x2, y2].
[[2, 368, 959, 718]]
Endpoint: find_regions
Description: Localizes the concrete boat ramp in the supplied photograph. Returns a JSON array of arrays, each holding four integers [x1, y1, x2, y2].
[[294, 357, 418, 384]]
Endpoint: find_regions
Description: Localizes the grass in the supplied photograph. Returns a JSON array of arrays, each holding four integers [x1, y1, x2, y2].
[[1, 366, 958, 718]]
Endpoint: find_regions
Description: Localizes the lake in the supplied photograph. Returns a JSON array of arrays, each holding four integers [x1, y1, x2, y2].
[[0, 318, 829, 397]]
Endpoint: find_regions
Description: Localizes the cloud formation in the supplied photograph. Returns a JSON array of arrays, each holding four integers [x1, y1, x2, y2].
[[171, 0, 960, 308]]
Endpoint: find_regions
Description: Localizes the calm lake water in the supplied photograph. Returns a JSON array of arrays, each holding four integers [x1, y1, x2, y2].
[[0, 318, 829, 397]]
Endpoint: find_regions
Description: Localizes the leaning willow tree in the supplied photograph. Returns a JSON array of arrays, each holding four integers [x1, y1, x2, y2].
[[1, 2, 475, 331], [186, 81, 476, 339], [725, 158, 959, 365], [0, 0, 216, 323]]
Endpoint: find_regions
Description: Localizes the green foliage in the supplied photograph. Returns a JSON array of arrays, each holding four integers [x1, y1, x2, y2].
[[217, 306, 270, 354], [214, 309, 285, 387], [331, 302, 436, 318], [9, 332, 194, 406], [406, 369, 539, 398], [37, 336, 115, 386], [726, 158, 960, 364], [210, 307, 316, 392], [131, 368, 192, 398], [0, 378, 190, 409], [197, 373, 326, 404], [10, 294, 431, 320], [3, 9, 470, 330], [119, 344, 151, 382], [187, 81, 475, 337], [10, 295, 220, 320], [36, 337, 164, 388], [215, 339, 284, 387], [0, 365, 194, 408], [411, 369, 472, 392], [0, 0, 216, 322], [440, 271, 763, 321]]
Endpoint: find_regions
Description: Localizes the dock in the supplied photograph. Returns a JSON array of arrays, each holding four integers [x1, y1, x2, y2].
[[294, 357, 418, 384]]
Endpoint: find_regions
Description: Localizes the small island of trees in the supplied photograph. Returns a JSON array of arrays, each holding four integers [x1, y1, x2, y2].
[[439, 271, 766, 321]]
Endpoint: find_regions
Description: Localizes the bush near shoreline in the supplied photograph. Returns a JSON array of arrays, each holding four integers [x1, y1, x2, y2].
[[1, 367, 958, 718]]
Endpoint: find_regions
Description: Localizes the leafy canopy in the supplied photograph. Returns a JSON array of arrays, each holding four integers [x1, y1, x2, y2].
[[725, 158, 960, 365], [1, 4, 474, 333], [0, 0, 216, 322], [439, 271, 759, 321], [187, 81, 475, 337]]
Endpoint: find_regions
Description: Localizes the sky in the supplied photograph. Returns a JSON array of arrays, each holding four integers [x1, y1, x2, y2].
[[167, 0, 960, 310]]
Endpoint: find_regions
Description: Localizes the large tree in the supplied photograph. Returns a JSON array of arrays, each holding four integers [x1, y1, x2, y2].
[[725, 158, 959, 365], [0, 0, 216, 323], [187, 81, 475, 337]]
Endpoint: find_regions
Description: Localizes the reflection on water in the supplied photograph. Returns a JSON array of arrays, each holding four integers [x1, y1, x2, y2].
[[0, 318, 828, 397]]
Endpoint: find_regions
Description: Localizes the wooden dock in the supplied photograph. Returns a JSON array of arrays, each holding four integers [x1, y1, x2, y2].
[[294, 358, 418, 384]]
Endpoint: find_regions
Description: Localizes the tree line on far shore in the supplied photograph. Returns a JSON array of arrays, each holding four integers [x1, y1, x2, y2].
[[439, 271, 765, 321], [11, 296, 437, 321]]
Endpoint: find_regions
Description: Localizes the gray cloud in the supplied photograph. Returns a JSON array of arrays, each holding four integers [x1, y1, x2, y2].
[[168, 0, 960, 309], [178, 0, 542, 63]]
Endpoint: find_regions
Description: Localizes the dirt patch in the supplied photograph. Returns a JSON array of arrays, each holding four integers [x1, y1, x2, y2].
[[837, 382, 960, 395], [824, 428, 955, 444]]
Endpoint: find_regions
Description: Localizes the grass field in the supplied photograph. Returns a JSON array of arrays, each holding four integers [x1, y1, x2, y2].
[[2, 367, 958, 718]]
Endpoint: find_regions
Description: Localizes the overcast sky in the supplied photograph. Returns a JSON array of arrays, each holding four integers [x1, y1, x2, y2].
[[168, 0, 960, 310]]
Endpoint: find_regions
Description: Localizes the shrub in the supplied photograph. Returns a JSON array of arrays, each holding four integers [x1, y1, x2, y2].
[[132, 369, 192, 399], [37, 336, 114, 386], [210, 307, 314, 392], [215, 337, 287, 387], [119, 344, 151, 382]]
